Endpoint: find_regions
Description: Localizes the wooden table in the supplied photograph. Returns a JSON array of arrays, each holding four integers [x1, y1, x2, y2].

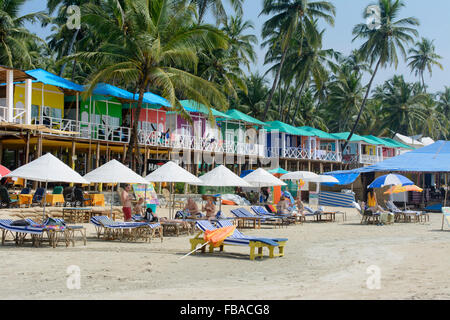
[[19, 194, 33, 207], [86, 194, 105, 207], [236, 217, 262, 229], [314, 212, 336, 222], [45, 194, 65, 206], [62, 207, 93, 223], [161, 221, 192, 237]]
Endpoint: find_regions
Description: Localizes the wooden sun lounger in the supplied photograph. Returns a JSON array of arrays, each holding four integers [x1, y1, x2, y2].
[[190, 220, 288, 261]]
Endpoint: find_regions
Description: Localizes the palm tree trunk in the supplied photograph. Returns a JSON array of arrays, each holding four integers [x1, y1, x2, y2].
[[289, 80, 307, 125], [198, 0, 208, 24], [283, 82, 301, 122], [263, 46, 288, 119], [342, 57, 382, 152], [126, 83, 146, 169], [59, 28, 80, 77]]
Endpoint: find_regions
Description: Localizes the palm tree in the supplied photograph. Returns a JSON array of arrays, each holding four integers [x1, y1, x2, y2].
[[67, 0, 229, 169], [373, 75, 428, 136], [188, 0, 243, 24], [236, 73, 269, 119], [46, 1, 99, 76], [0, 0, 49, 68], [407, 37, 443, 91], [287, 27, 336, 125], [260, 0, 335, 119], [221, 14, 257, 71], [343, 0, 419, 151], [437, 87, 450, 118], [327, 64, 364, 132]]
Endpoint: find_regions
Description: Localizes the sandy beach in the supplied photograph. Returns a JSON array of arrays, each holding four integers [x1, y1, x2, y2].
[[1, 205, 450, 300]]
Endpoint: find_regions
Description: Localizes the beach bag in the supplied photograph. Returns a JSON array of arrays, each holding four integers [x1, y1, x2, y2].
[[11, 219, 30, 226], [145, 207, 158, 222]]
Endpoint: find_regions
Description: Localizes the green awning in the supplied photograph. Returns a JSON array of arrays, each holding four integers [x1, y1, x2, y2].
[[298, 126, 338, 140], [363, 135, 398, 148], [380, 137, 415, 150], [332, 132, 381, 145], [268, 168, 290, 174], [266, 121, 314, 136], [222, 109, 268, 126], [179, 100, 231, 119]]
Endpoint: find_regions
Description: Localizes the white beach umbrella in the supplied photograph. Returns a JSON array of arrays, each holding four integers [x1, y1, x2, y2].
[[196, 165, 251, 213], [83, 159, 149, 218], [145, 161, 202, 184], [243, 168, 287, 187], [145, 161, 202, 219], [196, 165, 251, 187], [5, 153, 90, 219], [308, 175, 340, 194], [313, 175, 340, 184], [280, 171, 320, 181], [6, 153, 89, 184], [84, 159, 149, 185]]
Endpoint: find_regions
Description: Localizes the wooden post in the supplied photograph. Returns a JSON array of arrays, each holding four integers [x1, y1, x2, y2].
[[308, 160, 311, 172], [143, 146, 148, 176], [96, 142, 100, 168]]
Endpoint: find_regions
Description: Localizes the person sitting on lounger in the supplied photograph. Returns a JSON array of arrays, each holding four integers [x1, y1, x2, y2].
[[367, 192, 389, 214], [184, 198, 201, 218], [277, 196, 290, 215], [202, 197, 216, 221], [133, 197, 145, 216]]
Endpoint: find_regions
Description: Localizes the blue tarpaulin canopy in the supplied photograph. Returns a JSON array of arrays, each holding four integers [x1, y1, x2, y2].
[[356, 140, 450, 173], [26, 69, 83, 92], [324, 141, 450, 186], [322, 171, 361, 186]]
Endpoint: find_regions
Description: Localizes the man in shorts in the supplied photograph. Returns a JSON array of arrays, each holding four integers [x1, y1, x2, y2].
[[121, 184, 133, 222]]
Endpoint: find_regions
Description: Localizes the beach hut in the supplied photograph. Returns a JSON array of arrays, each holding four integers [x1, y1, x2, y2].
[[12, 69, 83, 126], [297, 126, 340, 161], [265, 121, 314, 159], [218, 109, 267, 156], [165, 100, 231, 152]]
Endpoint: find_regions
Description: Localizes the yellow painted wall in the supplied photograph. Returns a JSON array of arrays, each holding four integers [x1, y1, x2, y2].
[[13, 83, 64, 120], [366, 145, 376, 155]]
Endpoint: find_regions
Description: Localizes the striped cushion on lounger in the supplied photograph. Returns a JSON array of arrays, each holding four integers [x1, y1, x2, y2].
[[91, 216, 148, 229], [217, 220, 287, 245], [0, 219, 45, 235]]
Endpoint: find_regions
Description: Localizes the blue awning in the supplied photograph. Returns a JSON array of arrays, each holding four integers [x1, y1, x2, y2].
[[25, 69, 83, 92], [322, 172, 361, 186]]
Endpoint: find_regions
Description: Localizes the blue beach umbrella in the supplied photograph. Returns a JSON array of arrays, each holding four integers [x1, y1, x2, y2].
[[368, 174, 414, 189]]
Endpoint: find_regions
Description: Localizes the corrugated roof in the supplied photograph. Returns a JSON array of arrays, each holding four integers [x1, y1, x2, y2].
[[266, 121, 314, 136], [298, 126, 338, 139]]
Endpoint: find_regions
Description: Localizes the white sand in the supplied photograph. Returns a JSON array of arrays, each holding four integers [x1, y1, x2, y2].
[[1, 205, 450, 300]]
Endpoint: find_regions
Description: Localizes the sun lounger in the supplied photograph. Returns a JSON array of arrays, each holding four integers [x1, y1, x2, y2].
[[91, 216, 161, 242], [0, 219, 45, 247], [304, 206, 339, 222], [253, 205, 303, 225], [231, 208, 263, 229], [352, 202, 381, 225], [189, 220, 288, 260], [385, 200, 425, 223]]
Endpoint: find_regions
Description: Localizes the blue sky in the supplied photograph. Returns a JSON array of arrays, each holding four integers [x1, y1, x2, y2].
[[21, 0, 450, 93]]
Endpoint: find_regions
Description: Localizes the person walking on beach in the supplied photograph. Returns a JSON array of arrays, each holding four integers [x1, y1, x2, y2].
[[121, 184, 133, 222]]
